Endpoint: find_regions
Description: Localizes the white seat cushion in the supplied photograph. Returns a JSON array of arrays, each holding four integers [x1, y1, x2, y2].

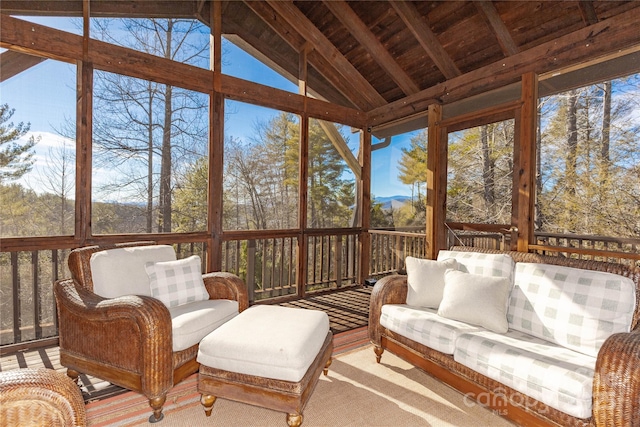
[[197, 305, 330, 382], [90, 245, 176, 298], [170, 299, 239, 352], [454, 329, 596, 419], [380, 304, 481, 354]]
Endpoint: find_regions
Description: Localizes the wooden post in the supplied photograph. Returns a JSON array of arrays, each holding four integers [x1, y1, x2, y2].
[[76, 0, 92, 245], [359, 128, 372, 285], [516, 72, 538, 252], [426, 104, 446, 259], [208, 1, 223, 271], [297, 114, 309, 298]]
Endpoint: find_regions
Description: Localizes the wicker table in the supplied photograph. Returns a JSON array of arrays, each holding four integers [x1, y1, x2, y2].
[[197, 305, 333, 427]]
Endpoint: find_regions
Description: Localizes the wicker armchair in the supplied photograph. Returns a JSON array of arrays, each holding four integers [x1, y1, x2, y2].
[[0, 368, 87, 427], [54, 241, 249, 423]]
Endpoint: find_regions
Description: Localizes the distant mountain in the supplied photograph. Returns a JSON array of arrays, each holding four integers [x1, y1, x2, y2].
[[373, 195, 412, 210]]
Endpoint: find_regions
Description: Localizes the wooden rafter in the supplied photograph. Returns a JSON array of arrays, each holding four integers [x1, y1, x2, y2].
[[578, 0, 599, 26], [0, 50, 46, 82], [390, 0, 461, 80], [322, 0, 420, 96], [263, 0, 387, 110], [475, 1, 519, 56]]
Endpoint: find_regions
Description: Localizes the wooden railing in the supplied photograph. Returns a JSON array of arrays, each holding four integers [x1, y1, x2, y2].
[[368, 228, 426, 277], [221, 229, 360, 303], [531, 232, 640, 267], [2, 227, 639, 348]]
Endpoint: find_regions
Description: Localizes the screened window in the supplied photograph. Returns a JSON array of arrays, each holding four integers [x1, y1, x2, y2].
[[91, 71, 209, 234], [0, 52, 76, 237], [537, 74, 640, 237], [446, 119, 515, 225], [307, 119, 359, 229], [223, 100, 300, 231]]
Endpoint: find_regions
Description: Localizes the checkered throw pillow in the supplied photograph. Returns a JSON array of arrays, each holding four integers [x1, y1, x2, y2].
[[437, 250, 515, 282], [508, 262, 636, 357], [145, 255, 209, 308]]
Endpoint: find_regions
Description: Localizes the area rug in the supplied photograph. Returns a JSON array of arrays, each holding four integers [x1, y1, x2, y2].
[[86, 343, 514, 426]]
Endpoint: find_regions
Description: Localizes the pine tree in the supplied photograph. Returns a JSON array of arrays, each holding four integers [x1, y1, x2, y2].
[[0, 104, 38, 183]]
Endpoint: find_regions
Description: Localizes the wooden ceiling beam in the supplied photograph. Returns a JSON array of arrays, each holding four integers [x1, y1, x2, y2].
[[0, 0, 197, 18], [368, 8, 640, 125], [578, 1, 599, 26], [475, 1, 519, 56], [0, 50, 47, 82], [322, 0, 420, 96], [264, 0, 387, 110], [390, 0, 461, 80]]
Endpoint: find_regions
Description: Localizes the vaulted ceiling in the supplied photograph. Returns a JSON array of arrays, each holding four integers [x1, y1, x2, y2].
[[3, 1, 640, 127]]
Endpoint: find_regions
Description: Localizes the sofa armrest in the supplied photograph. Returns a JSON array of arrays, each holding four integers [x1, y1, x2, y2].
[[202, 272, 249, 312], [368, 274, 408, 348], [593, 328, 640, 427], [54, 278, 173, 394]]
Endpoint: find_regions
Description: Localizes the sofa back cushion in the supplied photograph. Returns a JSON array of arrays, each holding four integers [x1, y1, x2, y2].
[[90, 245, 177, 298], [508, 262, 636, 357], [437, 250, 515, 282]]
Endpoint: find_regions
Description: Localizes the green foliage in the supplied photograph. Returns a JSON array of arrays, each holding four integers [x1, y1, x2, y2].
[[0, 104, 38, 183], [172, 156, 208, 232]]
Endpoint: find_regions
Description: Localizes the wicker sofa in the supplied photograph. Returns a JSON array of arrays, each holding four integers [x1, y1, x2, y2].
[[369, 247, 640, 427]]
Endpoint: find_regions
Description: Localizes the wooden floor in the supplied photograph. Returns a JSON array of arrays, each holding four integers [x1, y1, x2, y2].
[[0, 286, 372, 403]]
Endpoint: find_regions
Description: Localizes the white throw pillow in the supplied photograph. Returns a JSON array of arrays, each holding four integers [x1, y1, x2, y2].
[[145, 255, 210, 308], [438, 269, 511, 333], [405, 257, 458, 308]]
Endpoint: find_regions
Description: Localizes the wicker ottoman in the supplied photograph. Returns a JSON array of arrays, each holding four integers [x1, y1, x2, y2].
[[197, 305, 333, 427]]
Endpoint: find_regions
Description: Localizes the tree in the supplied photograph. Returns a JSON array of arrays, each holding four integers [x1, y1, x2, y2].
[[446, 120, 513, 224], [172, 156, 208, 232], [0, 104, 39, 183], [32, 141, 75, 235], [397, 129, 428, 211]]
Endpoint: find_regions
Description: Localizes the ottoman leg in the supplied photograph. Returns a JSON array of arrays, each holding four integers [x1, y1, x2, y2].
[[323, 358, 332, 376], [286, 412, 303, 427], [200, 394, 217, 417]]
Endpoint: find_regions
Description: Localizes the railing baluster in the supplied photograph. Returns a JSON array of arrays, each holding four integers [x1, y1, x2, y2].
[[52, 250, 59, 333], [11, 252, 21, 344], [32, 251, 41, 340]]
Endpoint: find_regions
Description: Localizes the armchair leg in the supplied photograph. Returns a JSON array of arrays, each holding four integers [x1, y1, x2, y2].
[[66, 368, 80, 385], [148, 395, 166, 423], [374, 346, 384, 363]]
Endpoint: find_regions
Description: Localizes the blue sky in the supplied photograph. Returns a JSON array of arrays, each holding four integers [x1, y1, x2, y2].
[[1, 16, 414, 198]]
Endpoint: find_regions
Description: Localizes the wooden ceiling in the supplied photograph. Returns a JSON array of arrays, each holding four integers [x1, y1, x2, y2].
[[2, 1, 640, 126]]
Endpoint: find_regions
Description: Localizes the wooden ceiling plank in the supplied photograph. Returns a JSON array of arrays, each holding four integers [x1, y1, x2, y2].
[[475, 1, 519, 56], [322, 0, 420, 96], [578, 1, 599, 26], [0, 50, 47, 82], [264, 0, 387, 110], [390, 0, 461, 80], [368, 8, 640, 125]]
